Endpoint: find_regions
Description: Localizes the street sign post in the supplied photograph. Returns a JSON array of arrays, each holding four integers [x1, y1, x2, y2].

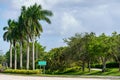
[[38, 61, 47, 74]]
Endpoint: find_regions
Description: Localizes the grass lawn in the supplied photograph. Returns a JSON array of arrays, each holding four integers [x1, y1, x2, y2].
[[58, 68, 120, 76], [1, 68, 120, 77]]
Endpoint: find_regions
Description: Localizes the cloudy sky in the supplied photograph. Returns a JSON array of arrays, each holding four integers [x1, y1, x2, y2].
[[0, 0, 120, 53]]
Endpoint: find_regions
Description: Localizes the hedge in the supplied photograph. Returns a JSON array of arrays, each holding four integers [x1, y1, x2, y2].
[[91, 62, 119, 68], [106, 62, 119, 68], [3, 69, 42, 74]]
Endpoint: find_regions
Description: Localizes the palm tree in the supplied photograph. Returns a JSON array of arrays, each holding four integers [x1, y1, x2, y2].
[[11, 21, 18, 70], [20, 6, 31, 70], [19, 4, 53, 70], [18, 12, 27, 69], [3, 19, 15, 69], [26, 3, 53, 70]]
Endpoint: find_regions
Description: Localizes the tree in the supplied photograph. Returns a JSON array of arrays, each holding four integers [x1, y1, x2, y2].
[[24, 3, 53, 70], [18, 11, 27, 69], [83, 32, 96, 72], [98, 33, 111, 72], [45, 47, 66, 72], [11, 21, 18, 70], [111, 32, 120, 71], [64, 33, 87, 72], [3, 19, 15, 68], [20, 6, 30, 70]]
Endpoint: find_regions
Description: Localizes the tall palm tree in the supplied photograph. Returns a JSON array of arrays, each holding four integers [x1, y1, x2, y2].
[[18, 13, 27, 69], [20, 6, 31, 70], [11, 21, 18, 70], [19, 4, 53, 70], [3, 19, 15, 69], [26, 3, 53, 70]]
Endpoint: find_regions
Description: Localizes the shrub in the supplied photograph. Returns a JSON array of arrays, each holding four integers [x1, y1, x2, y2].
[[0, 64, 6, 72], [91, 62, 119, 68], [91, 64, 102, 68], [106, 62, 119, 68], [3, 69, 42, 74]]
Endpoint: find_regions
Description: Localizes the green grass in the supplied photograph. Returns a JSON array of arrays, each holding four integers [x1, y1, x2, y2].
[[58, 68, 120, 76], [1, 68, 120, 77]]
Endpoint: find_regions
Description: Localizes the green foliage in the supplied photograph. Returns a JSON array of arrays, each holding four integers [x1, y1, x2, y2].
[[91, 64, 102, 68], [91, 62, 119, 68], [0, 64, 2, 68], [5, 42, 46, 69], [3, 31, 120, 73], [0, 64, 3, 71], [63, 67, 81, 74], [106, 62, 119, 68], [0, 53, 6, 64], [45, 47, 67, 72], [3, 69, 42, 74], [0, 64, 7, 72]]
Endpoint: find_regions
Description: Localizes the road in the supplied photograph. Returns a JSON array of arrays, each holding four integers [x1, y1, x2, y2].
[[0, 74, 118, 80]]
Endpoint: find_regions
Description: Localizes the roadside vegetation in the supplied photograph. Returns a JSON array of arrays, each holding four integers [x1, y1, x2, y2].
[[0, 3, 120, 76]]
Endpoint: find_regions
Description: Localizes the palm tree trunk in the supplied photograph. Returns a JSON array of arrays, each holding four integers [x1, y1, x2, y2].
[[20, 42, 23, 69], [36, 42, 38, 61], [32, 35, 35, 70], [35, 41, 38, 69], [14, 43, 17, 70], [10, 42, 12, 68], [26, 38, 30, 70]]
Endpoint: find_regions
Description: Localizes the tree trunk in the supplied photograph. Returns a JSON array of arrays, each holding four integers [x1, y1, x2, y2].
[[20, 42, 23, 69], [35, 41, 38, 69], [26, 38, 30, 70], [14, 43, 17, 70], [32, 35, 35, 70], [102, 57, 106, 72], [88, 60, 91, 72], [113, 54, 120, 72], [119, 62, 120, 72], [36, 42, 38, 61], [10, 43, 12, 68], [82, 60, 85, 72]]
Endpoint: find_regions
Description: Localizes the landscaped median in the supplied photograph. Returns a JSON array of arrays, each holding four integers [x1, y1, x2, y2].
[[2, 69, 42, 74]]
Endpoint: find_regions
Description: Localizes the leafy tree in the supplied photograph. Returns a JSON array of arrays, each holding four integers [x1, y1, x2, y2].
[[45, 47, 66, 72], [111, 32, 120, 71], [98, 33, 111, 72], [64, 33, 87, 72]]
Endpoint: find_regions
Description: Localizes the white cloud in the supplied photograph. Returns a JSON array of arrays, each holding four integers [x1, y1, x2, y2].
[[61, 12, 87, 37], [2, 0, 120, 52], [11, 0, 61, 9], [11, 0, 84, 10]]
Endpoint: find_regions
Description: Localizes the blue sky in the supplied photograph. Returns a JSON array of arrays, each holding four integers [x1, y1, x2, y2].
[[0, 0, 120, 53]]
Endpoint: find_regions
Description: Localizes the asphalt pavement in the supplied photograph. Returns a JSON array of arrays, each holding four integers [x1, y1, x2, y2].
[[0, 74, 119, 80]]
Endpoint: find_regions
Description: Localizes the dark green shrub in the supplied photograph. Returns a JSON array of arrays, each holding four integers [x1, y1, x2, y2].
[[106, 62, 119, 68], [91, 62, 119, 68], [91, 64, 102, 68]]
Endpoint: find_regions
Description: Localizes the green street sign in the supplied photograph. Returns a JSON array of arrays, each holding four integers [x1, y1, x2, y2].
[[38, 61, 47, 66]]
